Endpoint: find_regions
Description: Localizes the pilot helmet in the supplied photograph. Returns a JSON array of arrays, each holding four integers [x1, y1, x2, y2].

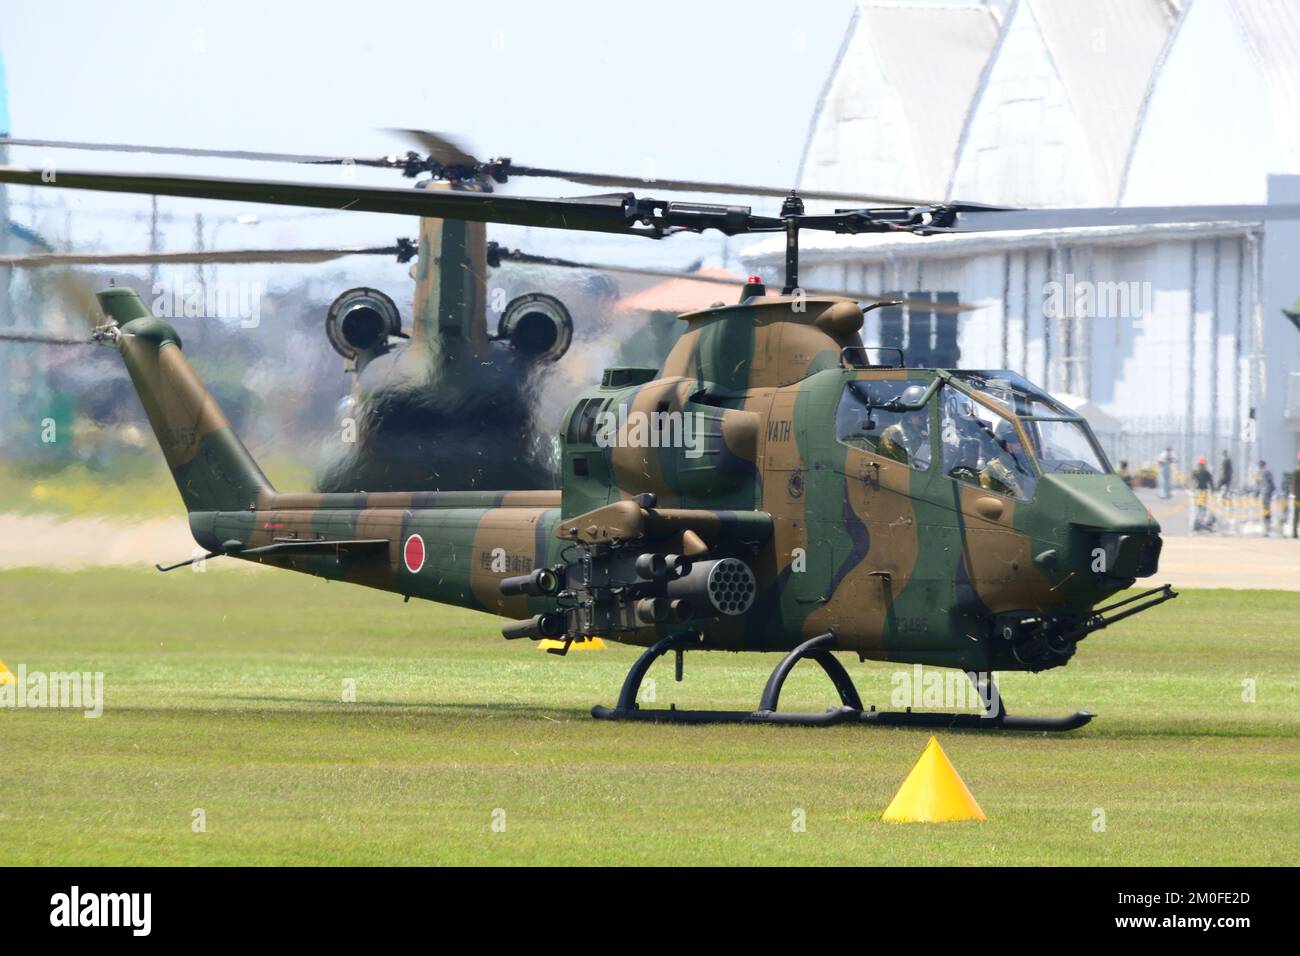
[[899, 384, 927, 406], [994, 418, 1020, 446]]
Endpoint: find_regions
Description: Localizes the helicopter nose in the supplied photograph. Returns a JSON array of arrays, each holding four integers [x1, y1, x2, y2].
[[1092, 529, 1163, 579], [1041, 473, 1159, 533], [1036, 474, 1163, 582]]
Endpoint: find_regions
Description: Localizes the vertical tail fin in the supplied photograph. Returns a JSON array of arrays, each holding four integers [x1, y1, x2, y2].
[[99, 288, 274, 513]]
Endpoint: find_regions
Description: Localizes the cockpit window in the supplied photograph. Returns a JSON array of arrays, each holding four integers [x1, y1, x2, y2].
[[949, 370, 1046, 412], [949, 370, 1111, 476], [1024, 412, 1109, 474], [835, 379, 932, 471], [940, 386, 1036, 499]]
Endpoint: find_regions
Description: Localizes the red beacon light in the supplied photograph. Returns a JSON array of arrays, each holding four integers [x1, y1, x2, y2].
[[740, 274, 766, 302]]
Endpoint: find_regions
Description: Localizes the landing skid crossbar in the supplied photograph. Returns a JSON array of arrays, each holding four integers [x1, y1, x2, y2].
[[591, 631, 1092, 732]]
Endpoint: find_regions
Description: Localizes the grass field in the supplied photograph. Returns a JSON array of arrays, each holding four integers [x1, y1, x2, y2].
[[0, 456, 313, 518], [1, 567, 1296, 865]]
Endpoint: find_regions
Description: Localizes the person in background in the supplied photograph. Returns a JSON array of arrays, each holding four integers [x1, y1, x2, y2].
[[1192, 455, 1216, 532], [1292, 452, 1300, 539], [1217, 449, 1234, 500], [1118, 460, 1133, 488], [1258, 460, 1275, 537], [1283, 470, 1292, 532], [1157, 446, 1175, 499]]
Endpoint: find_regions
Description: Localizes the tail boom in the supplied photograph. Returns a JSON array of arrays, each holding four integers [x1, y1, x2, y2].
[[103, 286, 564, 618], [103, 288, 273, 513], [188, 500, 562, 616]]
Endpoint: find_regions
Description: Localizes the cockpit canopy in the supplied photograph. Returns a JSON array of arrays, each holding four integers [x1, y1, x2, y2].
[[950, 371, 1111, 477], [835, 369, 1112, 501]]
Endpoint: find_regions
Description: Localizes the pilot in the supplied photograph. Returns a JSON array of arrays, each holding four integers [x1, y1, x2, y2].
[[943, 396, 984, 482], [980, 419, 1025, 498], [877, 385, 929, 468]]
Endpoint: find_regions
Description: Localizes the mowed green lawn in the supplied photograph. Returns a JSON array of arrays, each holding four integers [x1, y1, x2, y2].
[[1, 567, 1296, 866]]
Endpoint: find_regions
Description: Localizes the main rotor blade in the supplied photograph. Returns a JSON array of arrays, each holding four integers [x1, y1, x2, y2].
[[13, 164, 1298, 242], [493, 248, 975, 313], [0, 245, 404, 268], [507, 164, 933, 206], [0, 165, 769, 236], [0, 136, 379, 167], [386, 128, 935, 204], [945, 204, 1300, 232]]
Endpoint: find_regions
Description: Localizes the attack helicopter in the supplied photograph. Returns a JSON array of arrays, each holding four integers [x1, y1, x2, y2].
[[16, 163, 1296, 728], [0, 132, 943, 494]]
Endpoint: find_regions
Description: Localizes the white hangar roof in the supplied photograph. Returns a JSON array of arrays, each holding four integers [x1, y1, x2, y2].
[[758, 0, 1300, 262], [948, 0, 1176, 207], [796, 1, 1002, 203], [1123, 0, 1300, 205]]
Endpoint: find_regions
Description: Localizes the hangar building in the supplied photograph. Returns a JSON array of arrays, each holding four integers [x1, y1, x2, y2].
[[745, 0, 1300, 477]]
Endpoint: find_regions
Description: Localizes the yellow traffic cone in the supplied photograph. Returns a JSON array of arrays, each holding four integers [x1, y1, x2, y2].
[[536, 637, 606, 652], [881, 736, 986, 823], [0, 659, 13, 686]]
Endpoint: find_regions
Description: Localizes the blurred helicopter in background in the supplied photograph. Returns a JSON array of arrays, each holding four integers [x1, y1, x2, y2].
[[0, 130, 963, 493]]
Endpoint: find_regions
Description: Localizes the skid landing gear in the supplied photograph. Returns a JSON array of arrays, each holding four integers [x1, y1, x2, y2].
[[590, 631, 1093, 731]]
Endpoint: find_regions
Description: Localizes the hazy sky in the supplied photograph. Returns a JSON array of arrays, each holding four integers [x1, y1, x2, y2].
[[3, 0, 859, 277]]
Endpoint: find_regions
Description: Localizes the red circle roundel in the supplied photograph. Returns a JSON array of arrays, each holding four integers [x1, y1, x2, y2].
[[403, 534, 426, 574]]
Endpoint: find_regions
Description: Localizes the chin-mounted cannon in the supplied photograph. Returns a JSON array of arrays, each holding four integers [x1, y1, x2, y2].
[[497, 494, 770, 654], [992, 584, 1178, 671]]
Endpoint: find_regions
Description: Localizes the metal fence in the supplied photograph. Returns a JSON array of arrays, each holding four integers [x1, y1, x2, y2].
[[1096, 416, 1260, 492]]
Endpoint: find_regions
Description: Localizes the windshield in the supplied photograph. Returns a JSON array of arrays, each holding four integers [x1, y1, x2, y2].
[[949, 371, 1111, 476]]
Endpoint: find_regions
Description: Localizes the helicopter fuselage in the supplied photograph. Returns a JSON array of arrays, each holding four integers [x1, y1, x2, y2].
[[134, 287, 1166, 676], [185, 364, 1160, 674]]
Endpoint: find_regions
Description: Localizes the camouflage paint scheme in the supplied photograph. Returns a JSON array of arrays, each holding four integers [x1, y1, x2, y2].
[[103, 281, 1162, 676]]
